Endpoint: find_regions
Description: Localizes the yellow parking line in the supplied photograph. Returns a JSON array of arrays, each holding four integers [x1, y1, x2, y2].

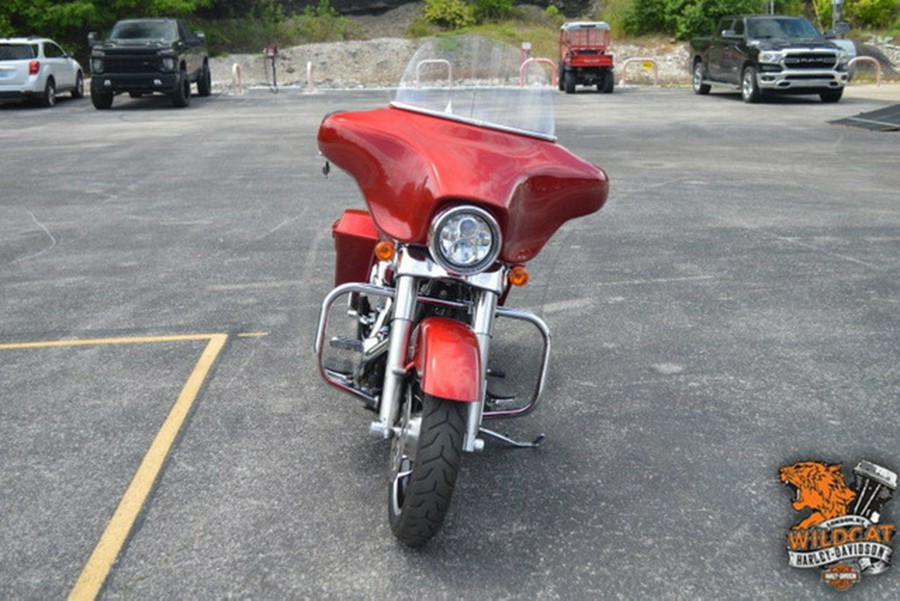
[[0, 333, 221, 350], [0, 333, 229, 601]]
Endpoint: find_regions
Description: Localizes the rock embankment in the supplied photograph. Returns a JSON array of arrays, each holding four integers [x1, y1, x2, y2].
[[208, 1, 896, 92], [210, 37, 694, 92]]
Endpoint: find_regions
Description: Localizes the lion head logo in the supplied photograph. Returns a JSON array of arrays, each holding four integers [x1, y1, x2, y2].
[[779, 461, 857, 530]]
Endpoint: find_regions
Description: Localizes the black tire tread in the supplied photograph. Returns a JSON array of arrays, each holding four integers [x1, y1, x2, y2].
[[389, 395, 466, 546]]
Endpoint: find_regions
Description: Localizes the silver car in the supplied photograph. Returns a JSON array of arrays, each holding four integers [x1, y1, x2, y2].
[[0, 37, 84, 107]]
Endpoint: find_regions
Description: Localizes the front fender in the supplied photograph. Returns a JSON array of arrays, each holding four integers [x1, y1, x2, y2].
[[411, 317, 481, 402]]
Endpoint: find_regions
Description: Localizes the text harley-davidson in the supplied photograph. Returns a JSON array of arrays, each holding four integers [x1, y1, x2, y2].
[[315, 36, 609, 546]]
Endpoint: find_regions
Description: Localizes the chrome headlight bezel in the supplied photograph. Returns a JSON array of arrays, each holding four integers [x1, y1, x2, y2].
[[758, 50, 784, 65], [428, 205, 502, 275]]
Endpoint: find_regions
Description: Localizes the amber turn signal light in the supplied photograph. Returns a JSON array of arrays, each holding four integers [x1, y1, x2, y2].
[[374, 240, 395, 261], [508, 265, 529, 287]]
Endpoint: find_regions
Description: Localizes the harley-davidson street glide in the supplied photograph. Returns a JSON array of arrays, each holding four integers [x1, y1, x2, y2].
[[315, 35, 609, 546]]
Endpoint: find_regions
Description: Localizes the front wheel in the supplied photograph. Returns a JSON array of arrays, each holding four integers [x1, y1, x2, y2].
[[820, 89, 843, 103], [741, 66, 762, 103], [171, 70, 191, 108], [91, 88, 113, 110], [197, 62, 212, 97], [389, 384, 466, 547]]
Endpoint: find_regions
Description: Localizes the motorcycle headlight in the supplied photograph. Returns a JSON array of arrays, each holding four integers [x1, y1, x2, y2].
[[428, 206, 501, 275], [758, 51, 783, 64]]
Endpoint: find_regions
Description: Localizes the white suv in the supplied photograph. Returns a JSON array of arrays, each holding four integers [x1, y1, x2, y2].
[[0, 37, 84, 107]]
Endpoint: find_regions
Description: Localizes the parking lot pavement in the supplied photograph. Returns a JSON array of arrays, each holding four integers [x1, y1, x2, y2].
[[1, 87, 898, 599], [842, 82, 900, 102]]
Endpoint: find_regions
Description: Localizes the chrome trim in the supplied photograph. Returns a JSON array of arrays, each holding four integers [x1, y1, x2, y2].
[[374, 274, 416, 439], [463, 289, 499, 452], [756, 69, 845, 90], [396, 248, 506, 295], [427, 205, 502, 276], [314, 282, 396, 406], [483, 306, 551, 419]]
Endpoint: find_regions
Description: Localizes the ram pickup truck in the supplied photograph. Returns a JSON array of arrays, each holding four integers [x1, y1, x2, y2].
[[690, 15, 850, 103], [88, 18, 211, 109]]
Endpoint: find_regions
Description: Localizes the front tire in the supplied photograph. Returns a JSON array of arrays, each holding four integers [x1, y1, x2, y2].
[[741, 66, 762, 103], [389, 384, 466, 547], [197, 62, 212, 97], [820, 89, 843, 103], [91, 88, 113, 110], [171, 69, 191, 108]]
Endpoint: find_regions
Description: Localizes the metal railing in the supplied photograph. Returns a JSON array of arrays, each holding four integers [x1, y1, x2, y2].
[[620, 57, 659, 86], [848, 56, 883, 86], [519, 57, 557, 87]]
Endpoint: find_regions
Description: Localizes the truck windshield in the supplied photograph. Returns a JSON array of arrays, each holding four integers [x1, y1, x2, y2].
[[109, 20, 178, 43], [747, 18, 822, 40]]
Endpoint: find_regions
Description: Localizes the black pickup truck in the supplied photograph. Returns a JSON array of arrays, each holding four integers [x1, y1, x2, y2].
[[88, 18, 211, 109], [689, 15, 850, 103]]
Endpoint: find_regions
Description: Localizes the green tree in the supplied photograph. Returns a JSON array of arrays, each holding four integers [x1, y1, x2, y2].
[[0, 0, 212, 46], [423, 0, 476, 29]]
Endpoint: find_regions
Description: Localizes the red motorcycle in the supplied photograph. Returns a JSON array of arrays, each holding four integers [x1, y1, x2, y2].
[[315, 35, 609, 546]]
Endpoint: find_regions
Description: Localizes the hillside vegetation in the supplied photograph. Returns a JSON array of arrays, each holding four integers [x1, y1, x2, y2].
[[2, 0, 897, 63]]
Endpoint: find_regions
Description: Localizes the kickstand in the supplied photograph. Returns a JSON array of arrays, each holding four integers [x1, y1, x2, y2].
[[479, 427, 545, 449]]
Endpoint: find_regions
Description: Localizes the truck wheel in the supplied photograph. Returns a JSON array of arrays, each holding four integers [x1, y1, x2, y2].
[[692, 61, 711, 95], [172, 69, 191, 108], [601, 71, 614, 94], [820, 89, 843, 103], [564, 71, 576, 94], [197, 62, 212, 97], [557, 64, 564, 91], [741, 66, 762, 103], [91, 89, 113, 110]]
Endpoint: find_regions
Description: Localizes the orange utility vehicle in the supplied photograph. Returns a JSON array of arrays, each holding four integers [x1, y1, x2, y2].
[[558, 21, 614, 94]]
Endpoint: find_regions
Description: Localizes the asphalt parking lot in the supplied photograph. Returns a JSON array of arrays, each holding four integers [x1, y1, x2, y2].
[[1, 83, 899, 599]]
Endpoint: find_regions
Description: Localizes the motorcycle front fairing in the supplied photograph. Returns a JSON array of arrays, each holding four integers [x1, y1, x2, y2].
[[318, 105, 608, 264]]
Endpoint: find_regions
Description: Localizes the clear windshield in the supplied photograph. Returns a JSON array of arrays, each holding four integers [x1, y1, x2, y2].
[[747, 17, 823, 41], [393, 35, 555, 140], [109, 20, 178, 43]]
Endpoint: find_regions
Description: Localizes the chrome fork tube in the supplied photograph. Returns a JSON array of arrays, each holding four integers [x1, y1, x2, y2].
[[370, 273, 416, 439], [464, 289, 498, 452]]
